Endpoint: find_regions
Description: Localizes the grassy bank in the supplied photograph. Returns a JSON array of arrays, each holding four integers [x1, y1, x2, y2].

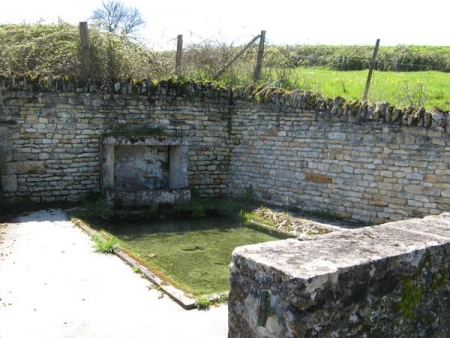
[[282, 68, 450, 110]]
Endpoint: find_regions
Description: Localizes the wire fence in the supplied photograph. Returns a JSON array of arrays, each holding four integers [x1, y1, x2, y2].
[[1, 22, 449, 109], [2, 22, 450, 78]]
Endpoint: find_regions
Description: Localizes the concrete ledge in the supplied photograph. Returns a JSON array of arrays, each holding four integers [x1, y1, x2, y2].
[[105, 188, 191, 208], [72, 217, 197, 309], [229, 213, 450, 337]]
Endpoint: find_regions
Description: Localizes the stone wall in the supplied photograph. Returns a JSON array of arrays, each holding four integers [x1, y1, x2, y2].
[[0, 85, 232, 203], [229, 98, 450, 223], [1, 81, 450, 224], [228, 213, 450, 337]]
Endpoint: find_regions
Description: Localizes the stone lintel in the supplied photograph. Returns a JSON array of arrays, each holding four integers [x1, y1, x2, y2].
[[102, 135, 188, 146]]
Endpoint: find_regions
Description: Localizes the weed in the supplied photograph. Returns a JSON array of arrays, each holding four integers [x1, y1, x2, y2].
[[194, 293, 228, 310], [341, 80, 348, 94], [84, 198, 114, 220], [195, 297, 211, 309], [172, 197, 239, 218], [133, 266, 141, 273], [218, 293, 229, 303], [215, 198, 240, 216], [191, 204, 206, 218], [396, 80, 428, 107], [239, 209, 277, 227], [148, 204, 159, 216], [91, 235, 118, 254], [243, 185, 257, 203], [283, 204, 300, 212], [310, 208, 338, 220]]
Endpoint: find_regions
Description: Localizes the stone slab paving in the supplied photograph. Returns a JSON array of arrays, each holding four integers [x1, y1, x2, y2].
[[0, 209, 228, 338]]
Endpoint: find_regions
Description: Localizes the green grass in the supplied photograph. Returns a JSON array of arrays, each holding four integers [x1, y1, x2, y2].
[[288, 68, 450, 110]]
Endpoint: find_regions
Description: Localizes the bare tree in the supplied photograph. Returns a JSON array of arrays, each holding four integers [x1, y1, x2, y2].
[[91, 1, 145, 36]]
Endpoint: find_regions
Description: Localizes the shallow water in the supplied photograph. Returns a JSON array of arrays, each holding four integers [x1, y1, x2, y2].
[[103, 217, 292, 295]]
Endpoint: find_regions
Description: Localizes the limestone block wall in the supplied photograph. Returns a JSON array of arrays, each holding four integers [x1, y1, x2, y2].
[[1, 81, 450, 224], [0, 92, 102, 202], [0, 87, 231, 203], [228, 213, 450, 337], [229, 100, 450, 224]]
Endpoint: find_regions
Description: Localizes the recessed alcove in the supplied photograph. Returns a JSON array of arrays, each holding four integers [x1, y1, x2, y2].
[[100, 135, 190, 207]]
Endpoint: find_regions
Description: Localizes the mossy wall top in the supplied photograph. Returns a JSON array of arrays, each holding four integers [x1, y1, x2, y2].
[[1, 79, 450, 223]]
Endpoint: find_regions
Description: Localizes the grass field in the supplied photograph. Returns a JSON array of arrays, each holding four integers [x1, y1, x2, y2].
[[286, 68, 450, 110]]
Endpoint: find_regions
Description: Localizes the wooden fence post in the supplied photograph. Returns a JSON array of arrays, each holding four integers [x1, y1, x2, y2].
[[253, 30, 266, 83], [363, 38, 380, 101], [176, 34, 183, 76], [79, 22, 91, 79]]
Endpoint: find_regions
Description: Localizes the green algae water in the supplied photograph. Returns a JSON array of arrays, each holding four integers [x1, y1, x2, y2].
[[102, 217, 292, 296]]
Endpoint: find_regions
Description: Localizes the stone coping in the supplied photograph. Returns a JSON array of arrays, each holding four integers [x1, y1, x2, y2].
[[232, 213, 450, 281]]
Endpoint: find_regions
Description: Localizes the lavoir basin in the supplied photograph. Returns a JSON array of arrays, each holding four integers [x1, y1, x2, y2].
[[97, 217, 293, 296]]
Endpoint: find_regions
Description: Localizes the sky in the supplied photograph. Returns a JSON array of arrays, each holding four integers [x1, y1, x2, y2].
[[0, 0, 449, 50]]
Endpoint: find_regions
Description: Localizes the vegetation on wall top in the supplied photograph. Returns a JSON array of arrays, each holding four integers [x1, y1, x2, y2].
[[2, 22, 450, 82], [1, 22, 450, 113], [0, 21, 171, 81]]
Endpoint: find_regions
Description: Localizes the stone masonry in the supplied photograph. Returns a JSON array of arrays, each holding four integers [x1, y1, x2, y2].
[[228, 213, 450, 337], [228, 101, 450, 224], [1, 80, 450, 224], [0, 85, 231, 203]]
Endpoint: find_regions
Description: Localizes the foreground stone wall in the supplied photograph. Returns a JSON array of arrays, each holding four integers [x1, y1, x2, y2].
[[229, 213, 450, 337]]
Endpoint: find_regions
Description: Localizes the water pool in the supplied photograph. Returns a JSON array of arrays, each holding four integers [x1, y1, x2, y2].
[[100, 217, 293, 296]]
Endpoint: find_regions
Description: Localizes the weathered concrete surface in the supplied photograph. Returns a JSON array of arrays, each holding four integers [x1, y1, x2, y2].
[[0, 209, 227, 338], [229, 213, 450, 337]]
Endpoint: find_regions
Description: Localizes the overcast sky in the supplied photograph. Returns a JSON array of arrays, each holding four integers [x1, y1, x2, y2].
[[1, 0, 448, 50]]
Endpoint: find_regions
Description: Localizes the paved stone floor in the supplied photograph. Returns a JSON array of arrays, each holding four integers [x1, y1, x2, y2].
[[0, 209, 228, 338]]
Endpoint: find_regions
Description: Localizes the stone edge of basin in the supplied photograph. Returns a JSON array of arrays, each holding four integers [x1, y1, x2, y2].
[[71, 216, 198, 310], [231, 212, 450, 280]]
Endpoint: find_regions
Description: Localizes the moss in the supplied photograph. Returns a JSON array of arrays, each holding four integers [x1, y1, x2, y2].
[[103, 127, 168, 137], [306, 93, 317, 108], [431, 270, 449, 292], [398, 278, 421, 320], [395, 251, 449, 321]]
